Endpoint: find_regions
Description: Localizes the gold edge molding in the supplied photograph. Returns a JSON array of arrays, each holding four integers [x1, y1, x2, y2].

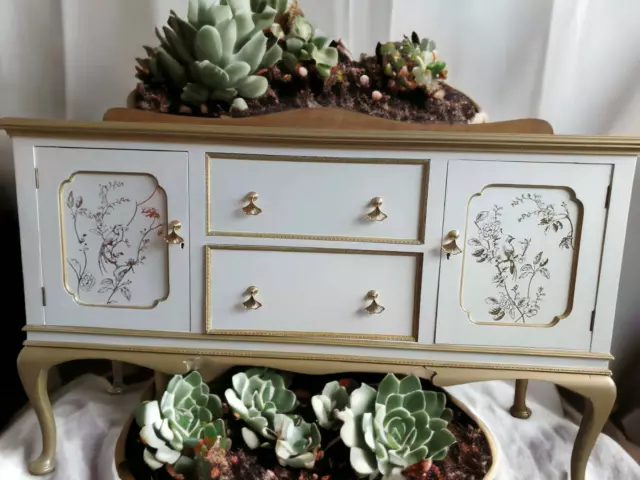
[[3, 118, 640, 155], [204, 244, 422, 342], [22, 340, 612, 376], [23, 325, 614, 360], [205, 153, 429, 245]]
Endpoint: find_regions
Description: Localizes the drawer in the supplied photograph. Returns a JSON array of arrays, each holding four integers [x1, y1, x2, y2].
[[205, 246, 421, 341], [207, 154, 428, 244]]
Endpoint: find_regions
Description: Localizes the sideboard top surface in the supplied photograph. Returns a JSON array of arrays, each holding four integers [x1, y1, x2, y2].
[[2, 114, 640, 156]]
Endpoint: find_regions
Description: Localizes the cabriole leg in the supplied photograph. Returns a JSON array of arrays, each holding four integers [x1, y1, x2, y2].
[[509, 379, 532, 419], [17, 347, 56, 475]]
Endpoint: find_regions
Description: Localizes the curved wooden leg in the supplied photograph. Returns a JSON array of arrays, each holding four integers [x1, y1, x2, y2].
[[557, 376, 616, 480], [510, 379, 532, 419], [17, 347, 56, 475], [107, 360, 125, 394]]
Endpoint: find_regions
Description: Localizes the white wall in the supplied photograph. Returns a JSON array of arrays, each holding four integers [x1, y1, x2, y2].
[[0, 1, 639, 381]]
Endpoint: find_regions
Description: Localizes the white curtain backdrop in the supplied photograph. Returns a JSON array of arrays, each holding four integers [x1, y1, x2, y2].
[[1, 0, 639, 400]]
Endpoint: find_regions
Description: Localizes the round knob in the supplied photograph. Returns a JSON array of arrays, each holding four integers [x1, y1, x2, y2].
[[247, 192, 259, 201], [247, 286, 259, 295], [371, 197, 383, 207], [367, 290, 379, 299], [448, 230, 460, 239]]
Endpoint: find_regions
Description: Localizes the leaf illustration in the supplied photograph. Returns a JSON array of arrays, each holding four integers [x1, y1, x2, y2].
[[120, 286, 131, 301], [468, 238, 483, 247], [101, 278, 114, 286], [66, 191, 74, 209], [520, 264, 533, 273], [485, 297, 499, 305], [533, 252, 543, 264], [471, 248, 485, 257], [493, 310, 505, 321], [98, 287, 111, 293], [519, 271, 532, 279], [75, 196, 83, 208], [517, 298, 528, 307], [540, 258, 549, 267], [475, 211, 489, 222], [539, 267, 550, 279], [488, 306, 502, 316], [509, 263, 515, 275]]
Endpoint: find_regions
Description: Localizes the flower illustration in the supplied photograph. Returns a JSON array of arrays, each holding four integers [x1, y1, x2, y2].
[[79, 273, 96, 292], [142, 207, 160, 218]]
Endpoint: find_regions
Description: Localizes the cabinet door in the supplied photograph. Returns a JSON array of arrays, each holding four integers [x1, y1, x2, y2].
[[36, 147, 190, 331], [436, 160, 610, 350]]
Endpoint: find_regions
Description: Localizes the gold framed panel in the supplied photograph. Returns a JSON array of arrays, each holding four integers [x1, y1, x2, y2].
[[205, 153, 429, 244], [204, 244, 422, 342]]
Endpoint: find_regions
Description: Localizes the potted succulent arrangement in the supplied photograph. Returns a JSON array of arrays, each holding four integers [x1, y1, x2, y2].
[[118, 368, 496, 479], [126, 0, 488, 124]]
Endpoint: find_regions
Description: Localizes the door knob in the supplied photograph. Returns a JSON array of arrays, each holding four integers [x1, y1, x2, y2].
[[164, 220, 185, 245], [441, 230, 462, 259]]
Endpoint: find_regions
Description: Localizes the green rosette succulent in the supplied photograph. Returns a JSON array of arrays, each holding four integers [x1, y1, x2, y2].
[[281, 15, 338, 77], [311, 380, 349, 430], [337, 374, 456, 479], [274, 414, 322, 469], [224, 368, 297, 449], [135, 371, 229, 471], [139, 0, 284, 109]]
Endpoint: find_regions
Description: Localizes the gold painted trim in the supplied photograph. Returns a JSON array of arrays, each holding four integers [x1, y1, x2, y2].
[[205, 153, 429, 245], [460, 184, 583, 327], [204, 244, 421, 341], [3, 118, 640, 155], [22, 325, 614, 359], [22, 339, 612, 375], [58, 171, 170, 310]]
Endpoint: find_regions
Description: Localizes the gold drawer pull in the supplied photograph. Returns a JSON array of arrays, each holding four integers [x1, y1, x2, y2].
[[242, 192, 262, 216], [164, 220, 185, 245], [364, 290, 385, 314], [366, 197, 387, 222], [441, 230, 462, 259], [242, 286, 262, 310]]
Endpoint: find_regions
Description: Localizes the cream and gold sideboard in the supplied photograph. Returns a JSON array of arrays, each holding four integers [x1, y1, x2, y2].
[[3, 117, 637, 479]]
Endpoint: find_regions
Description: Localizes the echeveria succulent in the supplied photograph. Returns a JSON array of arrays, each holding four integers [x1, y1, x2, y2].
[[337, 374, 456, 479], [281, 15, 338, 77], [224, 368, 297, 449], [274, 414, 322, 469], [135, 371, 228, 471], [311, 380, 349, 430]]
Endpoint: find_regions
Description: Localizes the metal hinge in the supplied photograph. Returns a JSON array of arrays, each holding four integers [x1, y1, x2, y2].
[[35, 168, 39, 189], [41, 286, 46, 306], [605, 185, 612, 208], [590, 310, 595, 331]]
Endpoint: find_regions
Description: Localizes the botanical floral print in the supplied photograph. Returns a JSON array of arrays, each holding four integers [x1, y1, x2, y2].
[[66, 180, 164, 305], [468, 193, 574, 323]]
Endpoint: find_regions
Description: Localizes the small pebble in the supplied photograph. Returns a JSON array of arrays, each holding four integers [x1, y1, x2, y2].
[[372, 90, 383, 102], [433, 89, 445, 100], [298, 66, 308, 78], [360, 74, 370, 87]]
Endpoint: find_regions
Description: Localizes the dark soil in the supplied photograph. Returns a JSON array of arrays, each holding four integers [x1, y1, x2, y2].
[[134, 52, 479, 125], [123, 369, 493, 480]]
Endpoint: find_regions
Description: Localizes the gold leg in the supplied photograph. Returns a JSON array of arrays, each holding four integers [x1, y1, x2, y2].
[[510, 379, 532, 419], [17, 347, 56, 475], [107, 361, 125, 394]]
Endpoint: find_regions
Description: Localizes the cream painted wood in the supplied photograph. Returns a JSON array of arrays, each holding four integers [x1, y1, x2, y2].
[[437, 160, 611, 350], [206, 247, 420, 340], [36, 147, 190, 331], [207, 156, 426, 242]]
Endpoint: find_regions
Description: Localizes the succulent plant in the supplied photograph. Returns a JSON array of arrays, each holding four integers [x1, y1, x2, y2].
[[281, 15, 338, 77], [138, 0, 284, 108], [336, 374, 456, 479], [135, 371, 229, 471], [224, 368, 297, 449], [311, 380, 349, 430], [378, 31, 446, 92], [274, 414, 322, 469]]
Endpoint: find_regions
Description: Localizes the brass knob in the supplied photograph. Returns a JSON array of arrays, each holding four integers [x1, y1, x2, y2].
[[242, 286, 262, 310], [441, 230, 462, 259], [164, 220, 185, 245], [366, 197, 387, 222], [364, 290, 385, 314], [242, 191, 263, 216]]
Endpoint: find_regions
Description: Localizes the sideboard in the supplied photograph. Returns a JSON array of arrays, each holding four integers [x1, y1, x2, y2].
[[3, 117, 637, 479]]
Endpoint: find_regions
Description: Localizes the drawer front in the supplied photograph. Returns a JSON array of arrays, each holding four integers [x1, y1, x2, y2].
[[206, 246, 421, 340], [207, 154, 428, 244], [436, 160, 611, 350], [36, 147, 190, 331]]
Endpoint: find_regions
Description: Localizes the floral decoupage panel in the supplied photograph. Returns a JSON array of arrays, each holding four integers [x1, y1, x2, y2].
[[461, 186, 580, 326], [60, 173, 168, 308]]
